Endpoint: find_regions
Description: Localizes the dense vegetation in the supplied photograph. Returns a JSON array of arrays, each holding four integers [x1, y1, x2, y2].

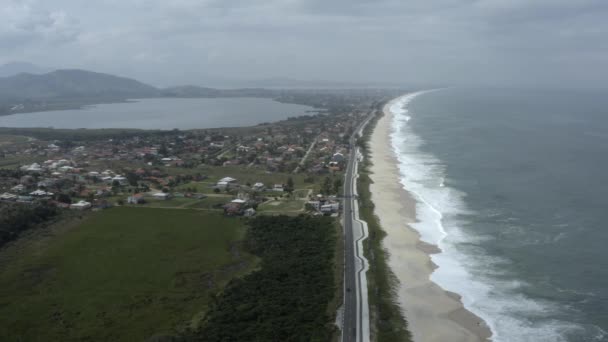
[[358, 110, 412, 342], [190, 215, 338, 342], [0, 201, 59, 248], [0, 208, 256, 341]]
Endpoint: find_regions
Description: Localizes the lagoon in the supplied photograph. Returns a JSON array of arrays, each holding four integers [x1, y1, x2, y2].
[[0, 97, 315, 129]]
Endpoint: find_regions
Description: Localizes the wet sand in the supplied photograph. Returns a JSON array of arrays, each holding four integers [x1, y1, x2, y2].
[[367, 100, 492, 342]]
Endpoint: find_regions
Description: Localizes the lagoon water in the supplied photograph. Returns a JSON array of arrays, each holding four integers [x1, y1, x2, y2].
[[391, 88, 608, 342], [0, 97, 315, 129]]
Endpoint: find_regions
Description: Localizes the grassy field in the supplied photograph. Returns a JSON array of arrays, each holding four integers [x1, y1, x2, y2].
[[195, 165, 316, 190], [0, 207, 257, 341], [258, 199, 305, 213]]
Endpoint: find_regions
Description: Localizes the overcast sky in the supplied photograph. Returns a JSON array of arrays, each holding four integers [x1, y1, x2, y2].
[[1, 0, 608, 87]]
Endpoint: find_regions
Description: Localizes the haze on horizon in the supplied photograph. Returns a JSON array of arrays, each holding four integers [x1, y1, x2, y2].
[[1, 0, 607, 88]]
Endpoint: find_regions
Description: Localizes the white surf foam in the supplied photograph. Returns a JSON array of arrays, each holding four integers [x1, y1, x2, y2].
[[386, 92, 602, 342]]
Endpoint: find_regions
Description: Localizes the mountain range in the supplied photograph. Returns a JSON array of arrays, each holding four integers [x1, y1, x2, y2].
[[0, 67, 285, 115]]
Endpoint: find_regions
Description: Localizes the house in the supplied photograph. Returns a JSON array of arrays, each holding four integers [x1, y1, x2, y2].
[[321, 202, 340, 214], [252, 182, 265, 191], [127, 194, 146, 204], [331, 152, 345, 163], [223, 202, 243, 216], [237, 145, 251, 153], [0, 193, 17, 201], [112, 176, 129, 186], [11, 184, 25, 193], [30, 189, 53, 197], [272, 184, 284, 192], [70, 200, 92, 210], [219, 177, 237, 183], [152, 192, 171, 200], [22, 163, 42, 172], [231, 198, 246, 204], [217, 176, 237, 189], [244, 208, 256, 217]]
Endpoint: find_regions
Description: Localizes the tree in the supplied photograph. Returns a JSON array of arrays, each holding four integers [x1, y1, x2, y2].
[[285, 177, 295, 194], [126, 172, 139, 187], [322, 176, 332, 195], [333, 178, 343, 194], [213, 188, 221, 194], [56, 193, 72, 204]]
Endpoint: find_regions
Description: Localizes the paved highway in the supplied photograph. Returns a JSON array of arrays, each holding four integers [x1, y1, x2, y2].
[[342, 110, 375, 342]]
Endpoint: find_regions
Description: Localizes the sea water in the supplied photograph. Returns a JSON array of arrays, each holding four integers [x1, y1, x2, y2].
[[389, 88, 608, 342]]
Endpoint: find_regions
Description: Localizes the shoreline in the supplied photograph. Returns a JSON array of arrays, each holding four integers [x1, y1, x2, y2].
[[367, 97, 492, 341]]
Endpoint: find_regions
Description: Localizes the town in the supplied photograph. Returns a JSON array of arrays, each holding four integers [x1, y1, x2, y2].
[[0, 91, 390, 233]]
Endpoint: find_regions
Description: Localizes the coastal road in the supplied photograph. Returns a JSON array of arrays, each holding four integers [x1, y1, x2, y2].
[[342, 110, 376, 342]]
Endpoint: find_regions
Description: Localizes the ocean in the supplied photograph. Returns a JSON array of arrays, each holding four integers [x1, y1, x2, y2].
[[389, 88, 608, 342], [0, 97, 314, 129]]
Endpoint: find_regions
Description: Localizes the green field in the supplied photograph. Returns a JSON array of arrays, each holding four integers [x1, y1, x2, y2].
[[258, 199, 305, 213], [0, 207, 256, 341]]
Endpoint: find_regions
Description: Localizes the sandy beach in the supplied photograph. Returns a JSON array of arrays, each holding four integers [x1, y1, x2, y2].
[[367, 99, 492, 342]]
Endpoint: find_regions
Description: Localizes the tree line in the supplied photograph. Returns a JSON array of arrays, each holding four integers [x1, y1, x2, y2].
[[0, 202, 59, 248]]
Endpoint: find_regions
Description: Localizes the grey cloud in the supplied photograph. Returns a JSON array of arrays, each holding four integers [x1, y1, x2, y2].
[[0, 1, 81, 49], [2, 0, 608, 88]]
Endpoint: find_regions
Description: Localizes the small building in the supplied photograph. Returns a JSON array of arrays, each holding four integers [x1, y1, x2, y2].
[[321, 202, 340, 214], [223, 202, 243, 216], [231, 198, 246, 204], [0, 193, 17, 201], [70, 200, 92, 210], [11, 184, 25, 193], [112, 176, 129, 186], [30, 189, 53, 197], [331, 152, 345, 163], [272, 184, 284, 192], [252, 182, 265, 191], [217, 176, 238, 189], [152, 192, 171, 200], [244, 208, 256, 217], [127, 194, 146, 204]]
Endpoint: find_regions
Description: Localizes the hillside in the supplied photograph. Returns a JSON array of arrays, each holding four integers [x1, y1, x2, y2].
[[0, 69, 159, 101]]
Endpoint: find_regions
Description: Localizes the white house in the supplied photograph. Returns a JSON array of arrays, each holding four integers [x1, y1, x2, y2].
[[11, 184, 25, 193], [30, 190, 53, 197], [217, 177, 237, 189], [272, 184, 284, 192], [112, 176, 129, 186], [0, 193, 17, 201], [153, 192, 171, 200], [252, 182, 265, 191], [231, 199, 246, 204], [70, 200, 92, 210], [321, 202, 340, 214], [331, 152, 345, 163]]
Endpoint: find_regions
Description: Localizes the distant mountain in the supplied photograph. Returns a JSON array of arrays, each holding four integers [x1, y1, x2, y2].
[[160, 85, 222, 97], [0, 69, 159, 101], [160, 85, 277, 98], [0, 62, 51, 78]]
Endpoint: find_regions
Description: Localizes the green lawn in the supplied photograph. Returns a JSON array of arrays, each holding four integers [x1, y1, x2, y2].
[[184, 196, 230, 210], [0, 207, 256, 341], [258, 199, 305, 212]]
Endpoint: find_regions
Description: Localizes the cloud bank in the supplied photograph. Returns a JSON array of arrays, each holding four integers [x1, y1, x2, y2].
[[1, 0, 607, 88]]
